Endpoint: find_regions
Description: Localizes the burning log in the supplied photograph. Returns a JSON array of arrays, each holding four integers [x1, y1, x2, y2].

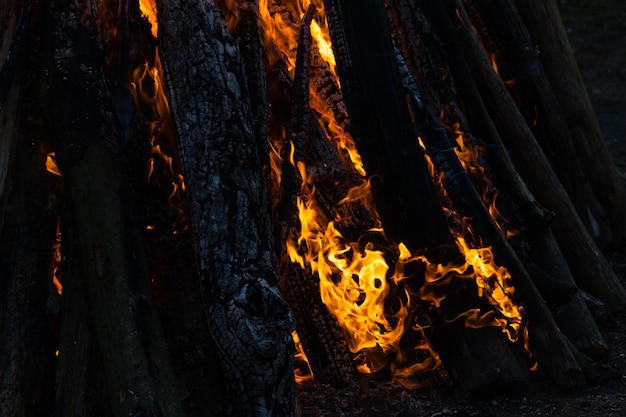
[[273, 6, 358, 387], [448, 0, 626, 314], [322, 0, 538, 393], [388, 0, 607, 361]]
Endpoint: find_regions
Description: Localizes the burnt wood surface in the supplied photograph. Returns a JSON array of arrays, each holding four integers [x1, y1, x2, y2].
[[158, 0, 295, 415], [467, 0, 611, 248]]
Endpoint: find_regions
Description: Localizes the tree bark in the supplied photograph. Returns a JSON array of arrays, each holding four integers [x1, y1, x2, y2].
[[157, 0, 295, 416]]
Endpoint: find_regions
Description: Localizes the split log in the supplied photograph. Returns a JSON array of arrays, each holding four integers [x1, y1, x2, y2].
[[323, 0, 536, 394], [0, 86, 58, 417], [449, 0, 626, 313], [157, 0, 296, 415], [38, 1, 186, 415], [515, 0, 626, 245]]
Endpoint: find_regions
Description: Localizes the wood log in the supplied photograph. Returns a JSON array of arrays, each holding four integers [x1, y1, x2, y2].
[[273, 8, 358, 387], [158, 0, 296, 415], [393, 0, 607, 363], [515, 0, 626, 245], [323, 0, 536, 394], [448, 0, 626, 313], [0, 86, 58, 417], [466, 0, 612, 247], [38, 1, 186, 415]]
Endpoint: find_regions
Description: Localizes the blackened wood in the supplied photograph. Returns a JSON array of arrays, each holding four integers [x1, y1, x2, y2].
[[274, 8, 358, 387], [157, 0, 295, 415], [38, 1, 186, 415], [450, 0, 626, 314], [324, 0, 534, 394], [231, 0, 271, 166], [0, 0, 29, 236], [0, 90, 57, 417], [322, 0, 452, 253], [515, 0, 626, 245]]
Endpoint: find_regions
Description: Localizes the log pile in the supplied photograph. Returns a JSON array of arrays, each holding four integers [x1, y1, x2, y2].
[[1, 0, 625, 416]]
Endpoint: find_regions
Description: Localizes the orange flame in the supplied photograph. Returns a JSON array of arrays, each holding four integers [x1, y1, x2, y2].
[[292, 331, 314, 383]]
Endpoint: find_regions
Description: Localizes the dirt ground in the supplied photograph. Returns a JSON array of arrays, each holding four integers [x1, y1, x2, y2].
[[297, 2, 626, 416]]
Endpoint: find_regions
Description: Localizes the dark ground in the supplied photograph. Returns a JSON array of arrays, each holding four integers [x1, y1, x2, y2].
[[297, 1, 626, 415]]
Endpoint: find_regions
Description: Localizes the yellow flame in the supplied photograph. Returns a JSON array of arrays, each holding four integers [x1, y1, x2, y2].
[[292, 331, 314, 383], [51, 219, 63, 295]]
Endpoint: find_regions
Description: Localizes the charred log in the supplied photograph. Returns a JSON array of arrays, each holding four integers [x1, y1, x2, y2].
[[323, 0, 538, 394], [157, 0, 295, 415]]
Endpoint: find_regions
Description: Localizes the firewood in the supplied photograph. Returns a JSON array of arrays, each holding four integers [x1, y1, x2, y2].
[[467, 0, 612, 248], [397, 0, 608, 365], [158, 0, 296, 415], [449, 0, 626, 314], [516, 0, 626, 245], [323, 0, 535, 394], [38, 1, 186, 415]]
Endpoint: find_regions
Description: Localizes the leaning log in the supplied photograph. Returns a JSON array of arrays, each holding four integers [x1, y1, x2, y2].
[[38, 1, 186, 415], [515, 0, 626, 245], [467, 0, 611, 247], [450, 0, 626, 313], [158, 0, 296, 415], [323, 0, 534, 394]]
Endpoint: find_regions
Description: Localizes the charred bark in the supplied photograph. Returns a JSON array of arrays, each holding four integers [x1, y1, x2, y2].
[[157, 0, 295, 416]]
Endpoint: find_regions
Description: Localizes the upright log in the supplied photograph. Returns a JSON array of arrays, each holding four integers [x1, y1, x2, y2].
[[158, 0, 295, 415], [38, 1, 186, 415]]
